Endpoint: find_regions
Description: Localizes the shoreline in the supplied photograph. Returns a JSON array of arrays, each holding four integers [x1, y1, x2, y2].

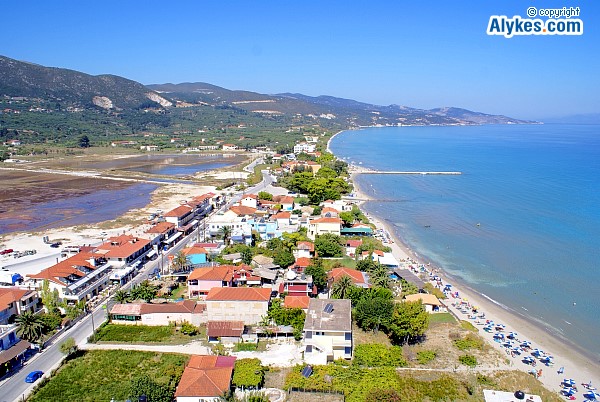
[[348, 169, 600, 395]]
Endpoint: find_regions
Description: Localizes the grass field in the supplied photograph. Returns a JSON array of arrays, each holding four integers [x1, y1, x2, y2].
[[29, 350, 188, 402], [94, 324, 204, 344], [428, 312, 457, 324]]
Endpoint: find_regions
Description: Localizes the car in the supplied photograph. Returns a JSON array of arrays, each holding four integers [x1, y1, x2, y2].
[[25, 370, 44, 383], [50, 242, 62, 248], [0, 248, 14, 255]]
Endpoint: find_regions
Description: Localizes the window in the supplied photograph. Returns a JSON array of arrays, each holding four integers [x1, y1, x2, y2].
[[306, 345, 312, 353], [344, 346, 352, 355], [345, 332, 352, 340], [9, 332, 16, 343]]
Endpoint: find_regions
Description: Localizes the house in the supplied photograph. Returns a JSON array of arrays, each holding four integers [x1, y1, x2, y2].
[[293, 142, 316, 154], [144, 222, 176, 247], [110, 300, 206, 326], [187, 266, 234, 299], [194, 242, 225, 256], [247, 217, 281, 240], [94, 235, 151, 267], [404, 293, 446, 313], [321, 207, 339, 218], [175, 355, 236, 402], [283, 295, 310, 311], [307, 217, 342, 240], [322, 199, 353, 212], [0, 324, 30, 378], [205, 287, 272, 325], [345, 240, 363, 257], [303, 299, 352, 365], [272, 211, 291, 227], [206, 321, 245, 344], [222, 144, 238, 151], [188, 193, 215, 217], [240, 194, 258, 209], [6, 139, 21, 146], [273, 195, 295, 211], [164, 205, 195, 229], [0, 288, 41, 325], [294, 241, 315, 259], [292, 257, 312, 273], [328, 268, 370, 289], [181, 246, 208, 266], [140, 145, 159, 151], [279, 270, 315, 297], [111, 140, 137, 147], [27, 252, 112, 304], [251, 255, 278, 270], [231, 266, 262, 287]]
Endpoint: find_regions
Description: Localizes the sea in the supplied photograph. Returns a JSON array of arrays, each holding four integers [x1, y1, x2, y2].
[[330, 124, 600, 360]]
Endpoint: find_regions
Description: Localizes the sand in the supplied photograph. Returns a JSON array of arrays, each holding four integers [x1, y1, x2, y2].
[[350, 169, 600, 396]]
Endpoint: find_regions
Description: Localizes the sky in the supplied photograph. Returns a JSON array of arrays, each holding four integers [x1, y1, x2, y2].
[[2, 1, 598, 120]]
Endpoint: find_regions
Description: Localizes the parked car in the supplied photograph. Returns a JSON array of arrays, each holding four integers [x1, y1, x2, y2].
[[50, 242, 62, 248], [25, 370, 44, 383], [0, 248, 14, 255]]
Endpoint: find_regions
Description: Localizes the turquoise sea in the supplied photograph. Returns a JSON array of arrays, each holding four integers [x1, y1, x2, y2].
[[330, 124, 600, 360]]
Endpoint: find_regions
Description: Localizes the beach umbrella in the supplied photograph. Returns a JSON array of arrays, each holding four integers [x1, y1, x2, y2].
[[563, 379, 576, 386], [583, 391, 600, 400]]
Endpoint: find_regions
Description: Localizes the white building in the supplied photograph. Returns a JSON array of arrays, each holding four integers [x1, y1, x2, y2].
[[304, 299, 353, 365], [293, 142, 317, 154]]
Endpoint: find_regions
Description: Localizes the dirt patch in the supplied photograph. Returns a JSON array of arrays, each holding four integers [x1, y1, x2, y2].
[[264, 367, 291, 389], [286, 391, 344, 402]]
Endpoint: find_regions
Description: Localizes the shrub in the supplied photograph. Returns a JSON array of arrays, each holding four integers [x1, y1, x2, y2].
[[180, 321, 198, 336], [453, 334, 483, 350], [416, 350, 437, 365], [233, 358, 264, 389], [458, 354, 478, 368], [234, 342, 258, 352], [365, 388, 402, 402], [353, 344, 407, 367]]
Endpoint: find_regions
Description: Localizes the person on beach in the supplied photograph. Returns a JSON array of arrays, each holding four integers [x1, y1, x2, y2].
[[558, 366, 564, 374]]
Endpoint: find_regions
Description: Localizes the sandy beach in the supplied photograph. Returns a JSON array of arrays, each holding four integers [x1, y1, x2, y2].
[[349, 169, 600, 397]]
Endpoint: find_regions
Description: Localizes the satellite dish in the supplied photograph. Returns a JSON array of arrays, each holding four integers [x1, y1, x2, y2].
[[286, 270, 297, 280], [514, 390, 525, 400]]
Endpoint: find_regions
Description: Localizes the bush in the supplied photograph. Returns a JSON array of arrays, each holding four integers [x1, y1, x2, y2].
[[453, 334, 483, 350], [233, 358, 264, 389], [353, 344, 407, 367], [416, 350, 437, 365], [180, 321, 198, 336], [365, 388, 402, 402], [458, 354, 478, 368]]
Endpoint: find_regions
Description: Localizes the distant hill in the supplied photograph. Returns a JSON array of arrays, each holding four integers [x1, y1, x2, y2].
[[149, 82, 532, 126], [0, 55, 171, 110]]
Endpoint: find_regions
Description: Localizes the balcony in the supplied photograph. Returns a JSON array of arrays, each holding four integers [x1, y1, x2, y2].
[[64, 263, 112, 299]]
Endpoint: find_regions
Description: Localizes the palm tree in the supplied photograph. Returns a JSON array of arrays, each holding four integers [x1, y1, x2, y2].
[[15, 311, 45, 343], [114, 289, 130, 304], [172, 251, 189, 273], [331, 275, 354, 299], [371, 264, 391, 289], [220, 225, 232, 246]]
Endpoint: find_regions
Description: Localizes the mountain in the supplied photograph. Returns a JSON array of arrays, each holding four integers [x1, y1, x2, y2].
[[0, 55, 171, 110], [149, 82, 532, 126]]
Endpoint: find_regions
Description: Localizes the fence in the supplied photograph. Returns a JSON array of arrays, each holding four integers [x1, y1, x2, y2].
[[287, 387, 345, 400]]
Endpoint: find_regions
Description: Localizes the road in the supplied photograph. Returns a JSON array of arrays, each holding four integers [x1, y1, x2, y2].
[[0, 167, 274, 402]]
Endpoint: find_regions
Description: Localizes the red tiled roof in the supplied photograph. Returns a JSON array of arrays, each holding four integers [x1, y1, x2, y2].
[[329, 267, 367, 285], [243, 194, 258, 199], [346, 240, 363, 248], [27, 252, 99, 286], [188, 266, 233, 281], [145, 221, 175, 234], [182, 246, 208, 256], [273, 195, 294, 204], [296, 241, 314, 251], [283, 295, 310, 309], [206, 287, 271, 302], [273, 212, 291, 219], [294, 257, 312, 267], [229, 205, 257, 216], [94, 235, 150, 259], [0, 288, 34, 310], [175, 355, 235, 398], [164, 205, 193, 218], [195, 242, 219, 249], [207, 321, 245, 337], [321, 207, 338, 214]]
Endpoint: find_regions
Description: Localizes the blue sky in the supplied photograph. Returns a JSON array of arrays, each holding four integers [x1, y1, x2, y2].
[[2, 1, 597, 120]]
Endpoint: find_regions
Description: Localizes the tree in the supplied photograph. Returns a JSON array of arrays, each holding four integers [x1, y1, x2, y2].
[[128, 375, 174, 402], [314, 233, 343, 257], [40, 279, 60, 315], [15, 311, 45, 343], [114, 289, 130, 304], [241, 247, 254, 265], [64, 300, 86, 320], [339, 211, 355, 226], [130, 280, 158, 302], [257, 191, 273, 201], [220, 225, 232, 246], [354, 297, 394, 331], [172, 251, 189, 272], [305, 258, 327, 291], [59, 337, 78, 356], [356, 258, 377, 272], [371, 264, 391, 289], [78, 134, 90, 148], [331, 276, 355, 299], [388, 301, 430, 345], [232, 358, 264, 390], [273, 246, 295, 268]]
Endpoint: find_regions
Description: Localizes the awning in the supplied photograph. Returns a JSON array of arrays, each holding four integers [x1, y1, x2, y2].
[[177, 219, 199, 232], [164, 232, 182, 244], [0, 340, 31, 365], [146, 249, 157, 258]]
